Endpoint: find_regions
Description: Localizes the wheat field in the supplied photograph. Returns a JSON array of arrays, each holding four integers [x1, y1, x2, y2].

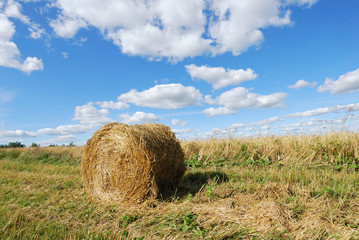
[[0, 132, 358, 239]]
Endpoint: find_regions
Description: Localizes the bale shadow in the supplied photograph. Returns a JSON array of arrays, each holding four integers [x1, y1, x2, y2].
[[172, 171, 229, 199]]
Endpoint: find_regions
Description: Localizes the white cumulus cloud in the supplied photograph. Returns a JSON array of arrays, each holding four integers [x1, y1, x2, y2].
[[118, 84, 202, 109], [209, 0, 292, 55], [172, 128, 192, 134], [48, 0, 317, 61], [171, 119, 188, 126], [203, 107, 236, 117], [72, 102, 112, 125], [0, 129, 37, 138], [289, 79, 317, 89], [96, 100, 129, 110], [37, 124, 96, 135], [51, 0, 210, 61], [18, 57, 43, 73], [119, 112, 159, 124], [317, 68, 359, 94], [4, 0, 30, 24], [186, 64, 257, 89], [50, 15, 87, 38], [5, 1, 47, 40], [0, 9, 43, 74], [204, 87, 287, 116]]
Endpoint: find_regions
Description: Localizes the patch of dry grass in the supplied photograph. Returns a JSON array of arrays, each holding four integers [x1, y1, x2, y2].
[[0, 132, 358, 239], [182, 131, 359, 168]]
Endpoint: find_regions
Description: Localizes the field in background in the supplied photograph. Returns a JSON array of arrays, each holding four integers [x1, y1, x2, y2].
[[0, 132, 358, 239]]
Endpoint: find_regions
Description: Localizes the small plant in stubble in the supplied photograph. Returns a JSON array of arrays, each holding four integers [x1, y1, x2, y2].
[[118, 214, 141, 238], [182, 213, 206, 237], [184, 153, 202, 168]]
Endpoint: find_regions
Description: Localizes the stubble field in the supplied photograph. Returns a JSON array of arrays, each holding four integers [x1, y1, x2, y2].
[[0, 132, 358, 239]]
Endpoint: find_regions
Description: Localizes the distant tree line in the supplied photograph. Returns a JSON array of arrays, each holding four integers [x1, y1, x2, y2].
[[0, 141, 76, 148], [0, 142, 26, 148]]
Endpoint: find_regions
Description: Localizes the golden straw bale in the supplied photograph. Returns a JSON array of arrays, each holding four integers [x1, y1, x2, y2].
[[82, 122, 186, 205]]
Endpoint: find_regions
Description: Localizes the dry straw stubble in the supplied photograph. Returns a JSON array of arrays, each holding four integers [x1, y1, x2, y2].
[[82, 122, 186, 205]]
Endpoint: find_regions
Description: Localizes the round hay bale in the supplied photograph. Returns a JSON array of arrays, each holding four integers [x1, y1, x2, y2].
[[82, 122, 186, 205]]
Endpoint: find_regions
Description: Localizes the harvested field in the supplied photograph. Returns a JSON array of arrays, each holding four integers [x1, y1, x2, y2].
[[0, 132, 358, 239]]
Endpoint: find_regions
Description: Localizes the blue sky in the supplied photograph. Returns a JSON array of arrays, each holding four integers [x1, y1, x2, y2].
[[0, 0, 359, 146]]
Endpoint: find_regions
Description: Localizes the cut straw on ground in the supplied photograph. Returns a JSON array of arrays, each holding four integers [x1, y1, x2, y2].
[[0, 131, 358, 239]]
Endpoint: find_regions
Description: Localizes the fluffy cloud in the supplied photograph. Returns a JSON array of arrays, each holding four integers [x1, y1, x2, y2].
[[51, 0, 209, 60], [288, 79, 317, 89], [186, 64, 257, 89], [4, 1, 46, 40], [49, 0, 317, 60], [108, 22, 211, 61], [119, 112, 159, 124], [317, 68, 359, 94], [171, 119, 188, 126], [209, 0, 291, 55], [37, 124, 95, 135], [50, 15, 87, 38], [72, 102, 112, 125], [172, 128, 192, 134], [52, 0, 149, 30], [18, 57, 43, 73], [0, 8, 43, 73], [204, 87, 287, 116], [0, 130, 37, 138], [96, 100, 129, 110], [203, 107, 236, 117], [3, 0, 30, 24], [118, 84, 202, 109]]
